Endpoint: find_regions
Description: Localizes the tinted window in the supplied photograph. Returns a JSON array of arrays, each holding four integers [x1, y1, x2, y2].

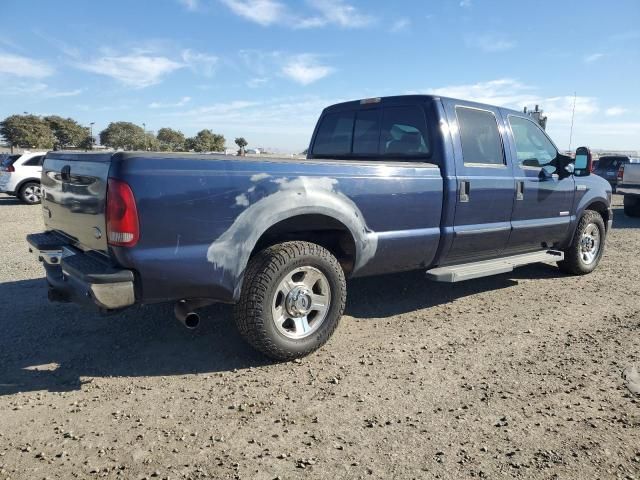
[[1, 155, 20, 168], [508, 116, 557, 168], [352, 109, 380, 155], [380, 106, 429, 156], [23, 155, 44, 166], [598, 156, 629, 169], [312, 112, 354, 156], [457, 107, 505, 165]]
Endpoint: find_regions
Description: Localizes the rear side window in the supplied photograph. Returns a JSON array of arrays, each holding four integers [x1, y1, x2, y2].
[[379, 106, 429, 157], [312, 112, 354, 156], [22, 155, 45, 167], [456, 107, 505, 166]]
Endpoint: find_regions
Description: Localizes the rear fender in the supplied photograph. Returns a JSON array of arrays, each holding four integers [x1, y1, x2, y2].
[[206, 176, 378, 299]]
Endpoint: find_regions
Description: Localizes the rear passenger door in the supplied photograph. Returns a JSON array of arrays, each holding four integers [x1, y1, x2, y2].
[[20, 154, 45, 178], [442, 101, 515, 263]]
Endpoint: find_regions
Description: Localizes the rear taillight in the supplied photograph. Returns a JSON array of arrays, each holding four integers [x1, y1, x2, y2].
[[618, 165, 625, 182], [3, 165, 15, 172], [106, 178, 139, 247]]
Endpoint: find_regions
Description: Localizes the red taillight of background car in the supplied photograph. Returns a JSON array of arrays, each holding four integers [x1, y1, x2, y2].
[[106, 178, 139, 247], [2, 165, 15, 172], [617, 165, 625, 182]]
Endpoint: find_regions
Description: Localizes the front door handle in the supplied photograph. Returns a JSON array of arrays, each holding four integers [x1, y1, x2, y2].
[[516, 181, 524, 200], [459, 180, 470, 203]]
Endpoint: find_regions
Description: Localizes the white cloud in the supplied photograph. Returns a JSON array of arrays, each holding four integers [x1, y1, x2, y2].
[[247, 76, 269, 88], [460, 0, 472, 7], [220, 0, 373, 29], [390, 18, 411, 33], [466, 33, 516, 53], [605, 106, 627, 117], [182, 49, 218, 77], [281, 55, 334, 85], [220, 0, 287, 26], [149, 96, 192, 108], [0, 81, 82, 98], [0, 52, 53, 78], [306, 0, 374, 28], [77, 54, 184, 88], [584, 52, 604, 63], [179, 0, 199, 10]]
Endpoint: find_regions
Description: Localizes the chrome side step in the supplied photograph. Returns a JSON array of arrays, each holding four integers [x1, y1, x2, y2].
[[426, 250, 564, 283]]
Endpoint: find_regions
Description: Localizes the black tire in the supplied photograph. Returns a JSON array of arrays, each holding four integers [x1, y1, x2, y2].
[[233, 241, 347, 361], [18, 181, 42, 205], [623, 195, 640, 217], [558, 210, 606, 275]]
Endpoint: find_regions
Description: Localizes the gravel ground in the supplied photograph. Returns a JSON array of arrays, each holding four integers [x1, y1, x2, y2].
[[0, 193, 639, 480]]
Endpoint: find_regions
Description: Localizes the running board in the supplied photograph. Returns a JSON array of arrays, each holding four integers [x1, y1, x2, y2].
[[426, 250, 564, 283]]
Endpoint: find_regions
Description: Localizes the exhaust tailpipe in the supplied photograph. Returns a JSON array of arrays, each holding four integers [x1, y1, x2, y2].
[[174, 299, 213, 329]]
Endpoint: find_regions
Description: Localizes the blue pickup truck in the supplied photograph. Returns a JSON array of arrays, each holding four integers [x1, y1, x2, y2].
[[27, 95, 612, 360]]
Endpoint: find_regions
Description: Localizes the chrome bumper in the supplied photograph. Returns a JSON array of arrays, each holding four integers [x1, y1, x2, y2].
[[27, 232, 136, 310]]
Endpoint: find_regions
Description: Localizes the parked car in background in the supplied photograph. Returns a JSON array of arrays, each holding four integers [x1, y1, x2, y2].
[[27, 95, 612, 360], [617, 162, 640, 217], [593, 155, 632, 192], [0, 151, 48, 204]]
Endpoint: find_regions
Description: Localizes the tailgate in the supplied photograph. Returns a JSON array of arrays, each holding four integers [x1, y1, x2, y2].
[[41, 152, 114, 253], [622, 164, 640, 185]]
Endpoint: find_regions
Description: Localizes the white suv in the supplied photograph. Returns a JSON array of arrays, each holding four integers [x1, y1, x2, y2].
[[0, 151, 48, 204]]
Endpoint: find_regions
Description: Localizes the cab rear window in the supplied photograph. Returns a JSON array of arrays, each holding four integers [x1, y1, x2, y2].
[[311, 105, 430, 160]]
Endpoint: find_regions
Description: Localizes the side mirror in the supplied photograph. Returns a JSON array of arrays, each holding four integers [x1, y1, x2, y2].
[[574, 147, 592, 177]]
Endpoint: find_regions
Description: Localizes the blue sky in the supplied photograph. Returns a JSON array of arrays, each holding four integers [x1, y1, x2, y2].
[[0, 0, 638, 152]]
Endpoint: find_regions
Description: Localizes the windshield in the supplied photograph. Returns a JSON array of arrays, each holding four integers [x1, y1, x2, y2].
[[598, 156, 629, 168]]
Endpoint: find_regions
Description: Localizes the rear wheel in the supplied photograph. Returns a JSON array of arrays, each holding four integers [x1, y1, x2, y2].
[[623, 195, 640, 217], [19, 182, 42, 205], [558, 210, 606, 275], [233, 241, 346, 360]]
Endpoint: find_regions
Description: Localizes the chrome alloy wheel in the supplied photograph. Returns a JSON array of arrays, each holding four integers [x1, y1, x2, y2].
[[23, 184, 42, 203], [271, 266, 331, 340], [580, 223, 601, 265]]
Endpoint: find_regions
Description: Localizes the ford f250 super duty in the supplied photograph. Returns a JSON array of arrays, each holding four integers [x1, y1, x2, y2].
[[27, 95, 613, 360], [617, 162, 640, 217]]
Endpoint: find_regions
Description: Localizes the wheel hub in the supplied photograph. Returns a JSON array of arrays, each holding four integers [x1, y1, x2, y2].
[[285, 286, 313, 317]]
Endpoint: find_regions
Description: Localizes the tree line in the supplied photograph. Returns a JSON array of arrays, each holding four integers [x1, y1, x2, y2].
[[0, 114, 249, 154]]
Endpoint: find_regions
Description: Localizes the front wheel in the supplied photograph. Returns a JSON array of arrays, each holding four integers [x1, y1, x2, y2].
[[234, 241, 347, 360], [558, 210, 606, 275], [19, 182, 42, 205]]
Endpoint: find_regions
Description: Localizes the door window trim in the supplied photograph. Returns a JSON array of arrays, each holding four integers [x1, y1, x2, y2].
[[454, 105, 507, 168]]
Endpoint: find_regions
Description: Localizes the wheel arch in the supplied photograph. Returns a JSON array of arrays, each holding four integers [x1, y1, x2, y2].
[[15, 177, 41, 194]]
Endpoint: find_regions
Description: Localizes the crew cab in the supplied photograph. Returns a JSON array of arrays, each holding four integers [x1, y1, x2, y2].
[[617, 162, 640, 217], [27, 95, 613, 360]]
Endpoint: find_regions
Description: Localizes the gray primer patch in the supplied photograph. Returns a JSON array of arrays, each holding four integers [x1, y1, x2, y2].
[[207, 176, 378, 291]]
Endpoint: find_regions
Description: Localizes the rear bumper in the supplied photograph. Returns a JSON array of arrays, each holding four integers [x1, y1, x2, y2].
[[26, 232, 136, 310]]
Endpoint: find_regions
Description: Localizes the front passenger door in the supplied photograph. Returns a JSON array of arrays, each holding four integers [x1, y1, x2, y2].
[[504, 115, 575, 253]]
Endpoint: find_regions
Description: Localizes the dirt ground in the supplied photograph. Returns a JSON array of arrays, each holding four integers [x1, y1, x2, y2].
[[0, 193, 638, 480]]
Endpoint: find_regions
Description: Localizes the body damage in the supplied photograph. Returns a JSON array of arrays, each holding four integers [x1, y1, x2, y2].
[[206, 175, 378, 296]]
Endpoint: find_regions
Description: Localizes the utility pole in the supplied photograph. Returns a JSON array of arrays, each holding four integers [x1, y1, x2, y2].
[[142, 122, 147, 151], [89, 122, 95, 150]]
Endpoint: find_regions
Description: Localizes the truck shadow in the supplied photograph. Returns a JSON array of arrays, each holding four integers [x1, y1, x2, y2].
[[611, 206, 640, 230], [0, 263, 559, 395]]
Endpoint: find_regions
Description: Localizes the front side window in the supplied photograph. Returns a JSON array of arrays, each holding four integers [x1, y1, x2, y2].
[[312, 112, 354, 156], [379, 106, 430, 157], [456, 107, 505, 166], [509, 116, 557, 168]]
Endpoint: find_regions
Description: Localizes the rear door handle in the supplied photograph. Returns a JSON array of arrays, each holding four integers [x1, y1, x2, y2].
[[459, 180, 470, 203], [516, 181, 524, 200]]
